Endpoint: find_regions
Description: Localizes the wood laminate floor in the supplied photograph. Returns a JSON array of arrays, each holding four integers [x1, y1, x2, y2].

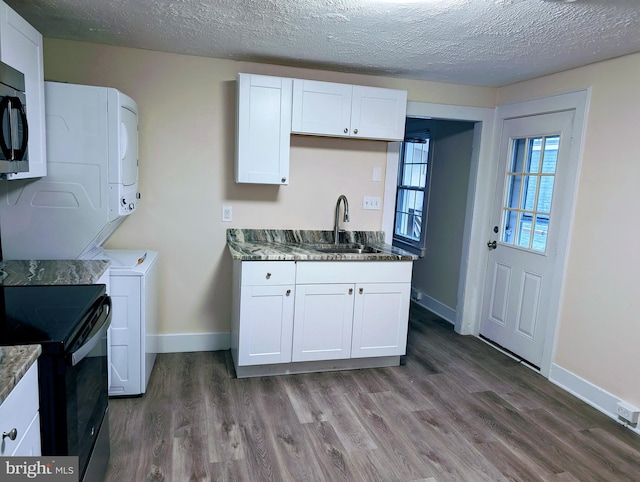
[[104, 305, 640, 481]]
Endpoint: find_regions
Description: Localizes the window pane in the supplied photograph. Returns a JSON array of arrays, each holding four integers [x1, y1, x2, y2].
[[410, 162, 422, 187], [537, 176, 554, 213], [502, 209, 518, 244], [542, 136, 559, 173], [529, 138, 542, 173], [501, 134, 558, 253], [532, 215, 549, 252], [394, 134, 430, 251], [516, 212, 532, 249], [510, 138, 527, 173], [506, 175, 522, 210], [521, 175, 538, 211], [402, 162, 412, 185]]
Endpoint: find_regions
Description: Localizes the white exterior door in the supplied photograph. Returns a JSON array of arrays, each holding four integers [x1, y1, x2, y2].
[[480, 110, 575, 368]]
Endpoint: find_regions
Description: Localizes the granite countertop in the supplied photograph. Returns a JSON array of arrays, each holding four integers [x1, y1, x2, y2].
[[227, 229, 418, 261], [0, 345, 42, 406], [1, 259, 111, 286]]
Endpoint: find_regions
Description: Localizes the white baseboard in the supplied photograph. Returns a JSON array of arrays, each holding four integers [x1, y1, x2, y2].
[[549, 363, 640, 435], [411, 290, 456, 325], [148, 332, 231, 353]]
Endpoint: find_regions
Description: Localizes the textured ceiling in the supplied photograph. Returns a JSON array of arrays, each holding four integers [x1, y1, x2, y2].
[[6, 0, 640, 86]]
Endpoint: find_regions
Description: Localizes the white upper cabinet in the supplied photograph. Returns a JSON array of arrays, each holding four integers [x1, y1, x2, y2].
[[236, 73, 292, 185], [292, 79, 407, 141], [0, 0, 46, 178]]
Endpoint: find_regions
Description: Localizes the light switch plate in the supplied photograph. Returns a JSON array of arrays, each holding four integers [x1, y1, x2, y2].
[[222, 205, 233, 222], [372, 166, 382, 182]]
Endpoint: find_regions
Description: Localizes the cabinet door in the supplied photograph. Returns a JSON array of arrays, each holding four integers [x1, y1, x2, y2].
[[236, 73, 292, 185], [293, 283, 354, 362], [291, 79, 352, 137], [108, 275, 142, 396], [351, 283, 411, 358], [238, 284, 294, 365], [350, 86, 407, 141], [12, 413, 41, 456], [0, 1, 46, 178], [0, 362, 40, 456]]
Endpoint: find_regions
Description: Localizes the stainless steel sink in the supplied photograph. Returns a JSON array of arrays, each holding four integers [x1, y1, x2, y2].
[[305, 243, 383, 254]]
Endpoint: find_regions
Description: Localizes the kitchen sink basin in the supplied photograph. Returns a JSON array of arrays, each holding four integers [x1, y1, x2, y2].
[[305, 243, 383, 254]]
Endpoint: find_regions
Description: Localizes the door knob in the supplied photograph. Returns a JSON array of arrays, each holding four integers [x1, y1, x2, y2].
[[487, 240, 497, 250]]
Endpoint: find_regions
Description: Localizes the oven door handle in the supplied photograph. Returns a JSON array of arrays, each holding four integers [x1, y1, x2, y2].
[[70, 298, 112, 367]]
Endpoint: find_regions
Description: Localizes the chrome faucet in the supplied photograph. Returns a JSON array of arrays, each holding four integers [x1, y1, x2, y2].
[[334, 195, 350, 244]]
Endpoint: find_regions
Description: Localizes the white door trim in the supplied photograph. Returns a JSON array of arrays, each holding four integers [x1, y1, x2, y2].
[[491, 89, 591, 376], [383, 102, 497, 336]]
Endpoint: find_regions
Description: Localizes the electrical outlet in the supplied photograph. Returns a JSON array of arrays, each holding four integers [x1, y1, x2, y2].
[[363, 196, 381, 210], [221, 205, 232, 222], [616, 401, 640, 423]]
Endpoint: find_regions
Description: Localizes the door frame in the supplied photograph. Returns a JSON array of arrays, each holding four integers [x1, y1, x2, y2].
[[383, 101, 497, 336], [490, 90, 590, 376], [384, 90, 590, 377]]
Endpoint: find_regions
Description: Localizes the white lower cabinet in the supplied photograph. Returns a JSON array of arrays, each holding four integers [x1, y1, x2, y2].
[[292, 283, 354, 362], [351, 282, 411, 358], [0, 362, 41, 456], [232, 261, 296, 366], [233, 260, 413, 373]]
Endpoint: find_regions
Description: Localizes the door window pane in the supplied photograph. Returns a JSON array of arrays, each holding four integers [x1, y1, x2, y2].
[[501, 134, 559, 253]]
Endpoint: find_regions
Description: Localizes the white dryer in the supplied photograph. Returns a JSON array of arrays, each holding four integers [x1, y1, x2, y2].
[[96, 249, 159, 397]]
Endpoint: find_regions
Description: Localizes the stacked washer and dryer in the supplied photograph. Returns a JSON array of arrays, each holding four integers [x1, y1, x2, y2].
[[0, 81, 158, 396]]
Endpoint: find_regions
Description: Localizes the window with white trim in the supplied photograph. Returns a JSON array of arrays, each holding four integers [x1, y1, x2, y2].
[[393, 132, 431, 256]]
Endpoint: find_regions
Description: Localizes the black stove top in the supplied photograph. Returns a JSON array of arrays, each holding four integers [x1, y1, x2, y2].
[[0, 284, 107, 353]]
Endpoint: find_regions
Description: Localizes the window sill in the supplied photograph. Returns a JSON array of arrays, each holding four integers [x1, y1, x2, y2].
[[392, 237, 426, 258]]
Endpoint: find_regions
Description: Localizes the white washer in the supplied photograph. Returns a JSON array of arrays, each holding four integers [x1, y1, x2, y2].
[[97, 249, 159, 397]]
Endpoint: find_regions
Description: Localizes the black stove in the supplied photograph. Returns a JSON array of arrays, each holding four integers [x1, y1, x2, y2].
[[0, 284, 107, 352], [0, 283, 112, 482]]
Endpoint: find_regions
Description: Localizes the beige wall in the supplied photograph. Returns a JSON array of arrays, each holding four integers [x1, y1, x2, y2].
[[42, 38, 496, 337], [497, 52, 640, 406]]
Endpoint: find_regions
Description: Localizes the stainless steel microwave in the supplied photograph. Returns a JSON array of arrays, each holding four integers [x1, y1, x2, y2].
[[0, 61, 28, 176]]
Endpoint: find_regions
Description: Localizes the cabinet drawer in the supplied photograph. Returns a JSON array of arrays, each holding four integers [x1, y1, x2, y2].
[[241, 261, 296, 286], [0, 362, 39, 456], [296, 261, 412, 284]]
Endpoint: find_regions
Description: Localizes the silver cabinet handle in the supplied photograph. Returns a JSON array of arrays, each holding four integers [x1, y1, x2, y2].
[[266, 272, 272, 279], [3, 428, 17, 441], [359, 287, 363, 294], [281, 177, 286, 183], [348, 288, 353, 295], [286, 289, 291, 296], [353, 128, 358, 135], [343, 128, 348, 134]]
